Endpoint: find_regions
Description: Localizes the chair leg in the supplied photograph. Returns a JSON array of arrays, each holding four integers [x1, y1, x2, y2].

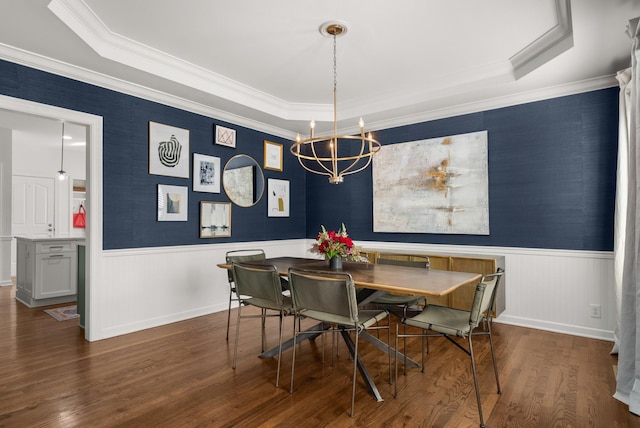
[[387, 317, 392, 384], [394, 322, 399, 398], [350, 328, 359, 417], [467, 335, 486, 428], [403, 322, 410, 375], [261, 308, 267, 352], [290, 315, 299, 393], [226, 292, 233, 341], [486, 319, 501, 393], [232, 304, 242, 369], [275, 312, 284, 388], [421, 333, 426, 373]]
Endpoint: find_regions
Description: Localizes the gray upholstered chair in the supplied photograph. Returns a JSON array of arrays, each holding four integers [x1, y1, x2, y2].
[[231, 262, 293, 387], [225, 249, 266, 341], [287, 268, 390, 417], [394, 268, 504, 428], [371, 255, 429, 316], [370, 255, 429, 373]]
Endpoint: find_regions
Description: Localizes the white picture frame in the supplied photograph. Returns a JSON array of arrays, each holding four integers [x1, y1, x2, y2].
[[149, 121, 190, 178], [192, 153, 221, 193], [215, 125, 236, 148], [200, 201, 231, 238], [267, 178, 290, 217], [157, 184, 188, 221]]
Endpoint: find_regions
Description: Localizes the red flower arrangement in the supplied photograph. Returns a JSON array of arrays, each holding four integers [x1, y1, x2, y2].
[[311, 224, 365, 261]]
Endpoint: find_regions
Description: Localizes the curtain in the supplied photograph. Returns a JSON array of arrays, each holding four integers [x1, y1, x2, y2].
[[614, 17, 640, 413], [613, 67, 630, 355]]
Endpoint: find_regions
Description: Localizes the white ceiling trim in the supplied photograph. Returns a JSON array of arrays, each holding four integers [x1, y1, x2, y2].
[[49, 0, 577, 124], [48, 0, 333, 122], [0, 39, 616, 142], [510, 0, 574, 79], [0, 42, 297, 140], [362, 75, 617, 135]]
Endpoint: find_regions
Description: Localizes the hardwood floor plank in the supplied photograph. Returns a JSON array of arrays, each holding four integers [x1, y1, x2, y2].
[[1, 285, 639, 427]]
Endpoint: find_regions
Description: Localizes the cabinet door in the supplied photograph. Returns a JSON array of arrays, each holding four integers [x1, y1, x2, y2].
[[449, 257, 496, 312], [12, 176, 55, 238], [34, 252, 77, 298]]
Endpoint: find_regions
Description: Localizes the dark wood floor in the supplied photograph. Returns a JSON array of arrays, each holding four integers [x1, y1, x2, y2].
[[0, 285, 638, 428]]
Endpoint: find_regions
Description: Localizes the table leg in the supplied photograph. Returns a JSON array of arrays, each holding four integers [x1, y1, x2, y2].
[[359, 331, 420, 368], [258, 322, 325, 359]]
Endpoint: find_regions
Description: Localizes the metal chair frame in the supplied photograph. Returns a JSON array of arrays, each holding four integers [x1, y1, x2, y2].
[[231, 261, 292, 388], [371, 255, 429, 373], [394, 268, 504, 428], [225, 249, 266, 341], [288, 268, 391, 417]]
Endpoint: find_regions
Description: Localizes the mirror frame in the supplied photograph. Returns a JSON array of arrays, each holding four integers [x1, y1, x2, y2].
[[222, 154, 264, 207]]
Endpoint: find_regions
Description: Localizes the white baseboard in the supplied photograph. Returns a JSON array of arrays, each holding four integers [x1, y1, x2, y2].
[[495, 314, 615, 342]]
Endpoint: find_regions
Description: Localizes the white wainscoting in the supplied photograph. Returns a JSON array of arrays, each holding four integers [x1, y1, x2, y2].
[[356, 241, 616, 341], [98, 240, 308, 340], [95, 239, 615, 342]]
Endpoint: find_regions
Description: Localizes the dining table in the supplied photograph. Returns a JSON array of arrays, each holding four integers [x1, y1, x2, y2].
[[218, 256, 482, 401]]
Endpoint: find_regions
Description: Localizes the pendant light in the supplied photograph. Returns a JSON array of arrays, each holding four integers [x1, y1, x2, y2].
[[57, 122, 67, 181]]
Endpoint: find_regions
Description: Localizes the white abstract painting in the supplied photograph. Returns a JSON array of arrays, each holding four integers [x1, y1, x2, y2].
[[373, 130, 489, 235]]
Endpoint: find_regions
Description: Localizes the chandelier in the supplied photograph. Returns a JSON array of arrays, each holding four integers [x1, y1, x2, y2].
[[290, 21, 381, 184]]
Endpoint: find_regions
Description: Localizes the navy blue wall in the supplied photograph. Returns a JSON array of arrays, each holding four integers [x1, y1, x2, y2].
[[1, 59, 618, 252], [306, 89, 618, 251], [0, 60, 307, 249]]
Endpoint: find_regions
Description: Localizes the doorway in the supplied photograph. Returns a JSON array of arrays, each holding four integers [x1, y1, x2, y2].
[[0, 94, 102, 341]]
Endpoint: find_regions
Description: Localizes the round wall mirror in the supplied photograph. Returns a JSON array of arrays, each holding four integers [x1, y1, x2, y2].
[[222, 154, 264, 207]]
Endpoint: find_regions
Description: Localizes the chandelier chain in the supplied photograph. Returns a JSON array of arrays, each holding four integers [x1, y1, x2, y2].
[[333, 33, 337, 93]]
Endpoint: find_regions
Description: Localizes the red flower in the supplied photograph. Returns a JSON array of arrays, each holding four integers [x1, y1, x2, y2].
[[310, 224, 362, 261]]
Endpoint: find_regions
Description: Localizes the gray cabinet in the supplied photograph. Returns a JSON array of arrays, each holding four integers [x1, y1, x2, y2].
[[15, 237, 83, 308]]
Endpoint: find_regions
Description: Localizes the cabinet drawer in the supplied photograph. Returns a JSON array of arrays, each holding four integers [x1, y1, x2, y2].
[[36, 241, 75, 254], [34, 252, 77, 298]]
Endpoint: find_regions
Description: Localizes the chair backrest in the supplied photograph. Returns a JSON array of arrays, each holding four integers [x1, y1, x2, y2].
[[232, 262, 285, 306], [469, 268, 504, 327], [288, 268, 358, 324], [226, 249, 266, 282], [377, 254, 429, 269]]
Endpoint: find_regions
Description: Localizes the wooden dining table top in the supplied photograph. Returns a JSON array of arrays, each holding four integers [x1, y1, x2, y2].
[[218, 256, 482, 298]]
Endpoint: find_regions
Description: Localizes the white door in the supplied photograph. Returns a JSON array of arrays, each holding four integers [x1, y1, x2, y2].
[[12, 176, 55, 238]]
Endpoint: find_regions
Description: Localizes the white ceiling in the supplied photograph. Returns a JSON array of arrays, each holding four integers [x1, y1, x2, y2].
[[0, 0, 638, 141]]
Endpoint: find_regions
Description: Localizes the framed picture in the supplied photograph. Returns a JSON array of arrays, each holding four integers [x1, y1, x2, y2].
[[149, 121, 190, 178], [264, 140, 283, 171], [200, 201, 231, 238], [267, 178, 289, 217], [215, 125, 236, 148], [193, 153, 221, 193], [157, 184, 188, 221], [224, 164, 255, 207]]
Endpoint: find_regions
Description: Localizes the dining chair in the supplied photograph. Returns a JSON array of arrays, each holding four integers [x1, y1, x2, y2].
[[394, 268, 504, 428], [231, 262, 293, 387], [287, 268, 391, 417], [370, 254, 429, 373], [225, 249, 266, 341]]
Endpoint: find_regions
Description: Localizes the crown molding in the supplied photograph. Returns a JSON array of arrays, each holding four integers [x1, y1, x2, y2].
[[47, 0, 333, 122], [0, 39, 616, 142], [0, 42, 298, 140], [48, 0, 577, 123], [510, 0, 573, 80], [359, 74, 617, 135]]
